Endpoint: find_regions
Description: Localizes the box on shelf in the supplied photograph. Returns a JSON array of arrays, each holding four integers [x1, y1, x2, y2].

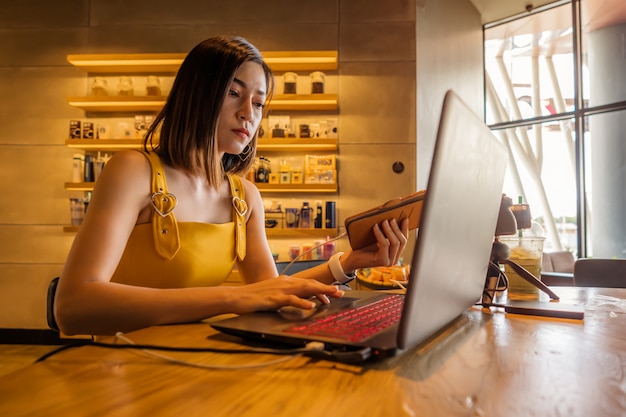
[[304, 169, 336, 184], [268, 173, 280, 184], [305, 154, 336, 171]]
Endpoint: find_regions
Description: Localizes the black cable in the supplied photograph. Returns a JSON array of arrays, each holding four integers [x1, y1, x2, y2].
[[35, 341, 92, 362], [35, 339, 319, 363], [35, 336, 374, 365]]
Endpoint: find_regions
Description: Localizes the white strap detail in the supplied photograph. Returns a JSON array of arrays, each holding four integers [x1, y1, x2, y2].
[[328, 252, 356, 285]]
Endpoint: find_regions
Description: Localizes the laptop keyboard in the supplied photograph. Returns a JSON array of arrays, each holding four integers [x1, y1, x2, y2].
[[282, 294, 404, 343]]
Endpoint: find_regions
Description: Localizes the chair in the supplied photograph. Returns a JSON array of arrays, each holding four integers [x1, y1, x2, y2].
[[542, 251, 575, 273], [46, 277, 60, 332], [573, 258, 626, 288], [541, 251, 575, 286]]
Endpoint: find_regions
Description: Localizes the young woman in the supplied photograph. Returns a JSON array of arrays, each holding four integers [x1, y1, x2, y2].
[[54, 36, 409, 336]]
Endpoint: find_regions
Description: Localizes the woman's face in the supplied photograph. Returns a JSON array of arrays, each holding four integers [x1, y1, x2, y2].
[[217, 61, 267, 156]]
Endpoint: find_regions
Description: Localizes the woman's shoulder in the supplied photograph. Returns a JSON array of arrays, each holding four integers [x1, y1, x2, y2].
[[100, 150, 152, 184], [109, 149, 150, 163], [106, 150, 150, 169], [239, 176, 261, 199]]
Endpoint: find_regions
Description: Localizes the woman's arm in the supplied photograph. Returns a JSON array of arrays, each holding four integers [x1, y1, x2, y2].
[[289, 218, 410, 283], [236, 177, 410, 285], [55, 156, 342, 335]]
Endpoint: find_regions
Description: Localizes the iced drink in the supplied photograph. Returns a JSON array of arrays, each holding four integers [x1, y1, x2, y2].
[[500, 236, 545, 299]]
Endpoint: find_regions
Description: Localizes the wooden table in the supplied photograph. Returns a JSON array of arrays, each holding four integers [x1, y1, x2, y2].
[[1, 287, 625, 417]]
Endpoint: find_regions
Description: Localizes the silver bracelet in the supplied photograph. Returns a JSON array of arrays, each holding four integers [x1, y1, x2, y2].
[[328, 252, 356, 284]]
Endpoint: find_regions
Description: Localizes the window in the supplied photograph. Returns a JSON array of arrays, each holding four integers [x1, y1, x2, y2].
[[484, 0, 626, 258]]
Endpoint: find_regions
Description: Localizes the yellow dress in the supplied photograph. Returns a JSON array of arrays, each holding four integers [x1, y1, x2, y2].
[[110, 151, 247, 288]]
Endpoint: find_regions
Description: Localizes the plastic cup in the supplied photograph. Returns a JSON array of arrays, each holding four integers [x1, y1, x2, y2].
[[500, 236, 545, 299]]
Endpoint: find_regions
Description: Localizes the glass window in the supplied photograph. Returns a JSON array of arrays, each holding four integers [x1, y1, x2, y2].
[[484, 0, 626, 259], [484, 4, 574, 126], [584, 109, 626, 258], [495, 120, 577, 254], [582, 0, 626, 108]]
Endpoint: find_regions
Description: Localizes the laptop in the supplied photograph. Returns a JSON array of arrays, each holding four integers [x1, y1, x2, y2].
[[211, 90, 508, 362]]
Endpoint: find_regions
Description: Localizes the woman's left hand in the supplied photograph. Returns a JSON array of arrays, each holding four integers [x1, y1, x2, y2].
[[342, 218, 410, 272]]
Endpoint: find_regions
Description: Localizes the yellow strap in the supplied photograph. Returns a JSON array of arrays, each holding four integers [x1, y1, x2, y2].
[[227, 174, 247, 261], [141, 151, 181, 260]]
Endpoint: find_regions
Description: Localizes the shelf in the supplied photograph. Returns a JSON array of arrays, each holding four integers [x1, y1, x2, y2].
[[254, 183, 336, 193], [65, 182, 336, 193], [64, 138, 337, 152], [65, 182, 95, 191], [257, 138, 337, 151], [64, 50, 340, 240], [63, 225, 338, 237], [268, 94, 337, 111], [67, 96, 166, 113], [65, 139, 144, 150], [67, 53, 186, 73], [67, 51, 337, 73], [67, 94, 337, 113], [265, 228, 337, 238]]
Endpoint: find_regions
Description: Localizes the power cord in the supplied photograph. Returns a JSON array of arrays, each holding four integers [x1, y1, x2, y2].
[[112, 332, 312, 369], [35, 332, 372, 366]]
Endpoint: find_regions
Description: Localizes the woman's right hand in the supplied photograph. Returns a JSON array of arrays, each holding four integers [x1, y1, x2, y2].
[[230, 276, 344, 314]]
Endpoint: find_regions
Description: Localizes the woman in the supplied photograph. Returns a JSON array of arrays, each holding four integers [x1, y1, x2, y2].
[[55, 36, 409, 336]]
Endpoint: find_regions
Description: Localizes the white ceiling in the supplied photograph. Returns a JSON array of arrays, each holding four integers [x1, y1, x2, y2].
[[474, 0, 626, 36], [470, 0, 562, 24]]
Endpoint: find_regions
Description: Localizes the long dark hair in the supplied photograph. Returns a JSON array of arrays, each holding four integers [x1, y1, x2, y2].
[[143, 36, 274, 188]]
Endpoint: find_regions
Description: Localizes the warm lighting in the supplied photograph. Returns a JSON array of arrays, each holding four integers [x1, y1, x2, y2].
[[64, 138, 337, 152], [262, 51, 337, 71], [64, 182, 94, 191], [67, 95, 337, 112], [255, 183, 337, 193], [67, 51, 338, 73], [67, 54, 185, 73], [66, 96, 166, 112], [256, 139, 337, 152], [65, 139, 144, 150], [269, 94, 338, 111]]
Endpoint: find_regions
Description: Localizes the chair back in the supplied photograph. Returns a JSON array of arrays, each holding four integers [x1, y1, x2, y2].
[[542, 251, 575, 273], [47, 277, 60, 331], [573, 258, 626, 288]]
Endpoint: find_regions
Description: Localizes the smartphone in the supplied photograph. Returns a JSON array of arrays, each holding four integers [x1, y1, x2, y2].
[[505, 300, 585, 320], [344, 190, 425, 250]]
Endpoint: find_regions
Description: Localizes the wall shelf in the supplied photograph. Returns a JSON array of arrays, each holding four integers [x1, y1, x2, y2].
[[67, 94, 337, 113], [67, 51, 338, 73], [267, 94, 337, 111], [254, 183, 336, 193], [65, 182, 95, 191], [265, 228, 337, 238], [256, 138, 337, 151], [65, 138, 337, 152], [64, 226, 338, 237], [67, 96, 165, 113], [65, 182, 336, 193], [65, 139, 144, 150], [64, 50, 340, 244]]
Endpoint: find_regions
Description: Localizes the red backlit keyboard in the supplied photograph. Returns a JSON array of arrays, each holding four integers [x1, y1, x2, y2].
[[283, 294, 404, 343]]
